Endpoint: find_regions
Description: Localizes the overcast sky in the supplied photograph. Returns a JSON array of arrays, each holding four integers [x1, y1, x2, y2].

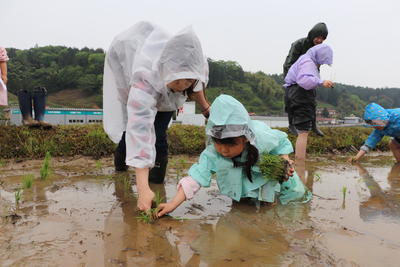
[[2, 0, 399, 88]]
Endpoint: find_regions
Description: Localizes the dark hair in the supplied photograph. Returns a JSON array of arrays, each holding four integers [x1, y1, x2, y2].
[[185, 80, 199, 97], [212, 136, 259, 183]]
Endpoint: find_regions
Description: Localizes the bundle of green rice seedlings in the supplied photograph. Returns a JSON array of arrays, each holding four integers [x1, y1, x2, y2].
[[259, 153, 289, 184]]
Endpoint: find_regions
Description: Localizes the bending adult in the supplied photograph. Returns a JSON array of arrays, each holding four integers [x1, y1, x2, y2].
[[283, 44, 333, 161], [103, 21, 210, 211], [283, 23, 328, 136]]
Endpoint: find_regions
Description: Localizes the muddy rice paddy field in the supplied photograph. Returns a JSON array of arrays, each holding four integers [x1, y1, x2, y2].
[[1, 154, 399, 266]]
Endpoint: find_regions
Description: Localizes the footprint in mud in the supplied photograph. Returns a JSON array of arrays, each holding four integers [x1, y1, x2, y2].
[[3, 213, 22, 224], [185, 203, 205, 215]]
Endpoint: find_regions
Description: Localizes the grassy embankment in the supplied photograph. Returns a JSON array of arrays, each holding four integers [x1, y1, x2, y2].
[[0, 124, 390, 160]]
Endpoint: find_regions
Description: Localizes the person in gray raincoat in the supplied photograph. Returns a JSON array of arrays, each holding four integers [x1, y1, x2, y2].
[[283, 22, 328, 136], [103, 21, 210, 211]]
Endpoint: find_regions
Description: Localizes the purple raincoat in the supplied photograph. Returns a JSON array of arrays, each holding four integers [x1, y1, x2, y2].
[[284, 44, 333, 90]]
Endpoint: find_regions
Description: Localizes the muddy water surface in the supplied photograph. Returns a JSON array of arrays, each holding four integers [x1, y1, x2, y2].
[[1, 155, 399, 266]]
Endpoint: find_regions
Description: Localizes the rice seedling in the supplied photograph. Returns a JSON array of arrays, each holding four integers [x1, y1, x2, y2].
[[341, 186, 348, 209], [314, 173, 321, 183], [136, 190, 164, 224], [40, 151, 52, 180], [259, 153, 290, 183], [15, 188, 22, 206], [22, 174, 34, 189], [95, 160, 102, 170], [137, 211, 155, 224], [342, 186, 347, 200]]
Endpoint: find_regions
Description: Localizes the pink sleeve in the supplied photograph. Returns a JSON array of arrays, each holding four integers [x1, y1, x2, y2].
[[0, 47, 9, 62], [178, 176, 201, 200]]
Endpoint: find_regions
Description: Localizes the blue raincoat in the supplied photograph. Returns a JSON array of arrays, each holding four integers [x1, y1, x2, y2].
[[188, 95, 312, 204], [362, 103, 400, 150]]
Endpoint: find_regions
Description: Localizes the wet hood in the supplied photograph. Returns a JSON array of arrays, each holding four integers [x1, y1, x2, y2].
[[307, 22, 328, 41], [206, 94, 255, 144], [157, 26, 206, 91], [364, 103, 389, 126], [306, 43, 333, 65]]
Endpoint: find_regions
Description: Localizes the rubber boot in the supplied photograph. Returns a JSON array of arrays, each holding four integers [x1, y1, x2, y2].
[[114, 132, 128, 172], [18, 89, 40, 127], [149, 154, 168, 184], [312, 118, 324, 137], [33, 87, 52, 129], [287, 112, 298, 136]]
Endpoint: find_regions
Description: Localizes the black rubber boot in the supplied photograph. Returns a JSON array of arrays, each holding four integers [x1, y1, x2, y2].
[[287, 113, 298, 136], [114, 132, 128, 172], [33, 87, 52, 129], [18, 89, 40, 127], [288, 124, 298, 136], [312, 127, 325, 137], [312, 118, 324, 137], [149, 154, 168, 184]]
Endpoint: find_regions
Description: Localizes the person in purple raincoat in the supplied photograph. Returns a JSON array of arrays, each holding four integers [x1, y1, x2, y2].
[[349, 103, 400, 163], [283, 43, 334, 160]]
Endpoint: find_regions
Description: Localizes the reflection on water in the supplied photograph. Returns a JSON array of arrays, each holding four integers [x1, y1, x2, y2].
[[0, 156, 400, 266], [356, 163, 400, 222]]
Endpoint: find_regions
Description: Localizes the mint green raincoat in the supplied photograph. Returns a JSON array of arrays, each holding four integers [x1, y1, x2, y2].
[[188, 95, 311, 204]]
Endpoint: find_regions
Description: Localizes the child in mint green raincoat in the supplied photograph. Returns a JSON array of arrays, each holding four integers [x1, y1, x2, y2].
[[157, 95, 311, 217]]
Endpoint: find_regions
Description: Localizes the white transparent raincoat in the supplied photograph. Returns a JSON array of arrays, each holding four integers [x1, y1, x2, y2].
[[103, 21, 208, 168]]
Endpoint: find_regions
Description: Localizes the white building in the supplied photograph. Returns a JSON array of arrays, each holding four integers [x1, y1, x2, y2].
[[344, 116, 361, 124]]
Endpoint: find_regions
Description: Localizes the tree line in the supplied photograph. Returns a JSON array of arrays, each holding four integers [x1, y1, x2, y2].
[[5, 46, 400, 116]]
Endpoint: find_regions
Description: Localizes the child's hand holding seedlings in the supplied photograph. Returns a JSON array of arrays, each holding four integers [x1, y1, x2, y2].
[[280, 155, 294, 180]]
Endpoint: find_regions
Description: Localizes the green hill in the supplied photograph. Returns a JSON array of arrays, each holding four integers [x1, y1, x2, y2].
[[4, 45, 400, 117]]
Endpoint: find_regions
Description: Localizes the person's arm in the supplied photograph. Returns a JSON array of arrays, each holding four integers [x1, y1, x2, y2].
[[296, 60, 334, 90], [188, 87, 210, 118], [0, 47, 9, 84], [0, 61, 7, 84], [125, 78, 159, 211], [157, 176, 201, 217], [348, 129, 384, 163], [348, 149, 367, 163], [157, 186, 186, 217], [136, 167, 154, 211]]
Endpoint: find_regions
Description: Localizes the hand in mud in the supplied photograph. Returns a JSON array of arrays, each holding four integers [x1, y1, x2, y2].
[[157, 202, 178, 217], [347, 156, 358, 164], [137, 189, 155, 212]]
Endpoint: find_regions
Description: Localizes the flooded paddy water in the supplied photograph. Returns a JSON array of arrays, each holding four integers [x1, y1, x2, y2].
[[1, 154, 400, 266]]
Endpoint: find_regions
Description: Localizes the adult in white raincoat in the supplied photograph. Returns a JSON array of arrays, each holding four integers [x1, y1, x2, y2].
[[103, 21, 210, 211]]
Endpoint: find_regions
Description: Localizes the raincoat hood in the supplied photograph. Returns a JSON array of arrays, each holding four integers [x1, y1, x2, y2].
[[206, 94, 255, 144], [307, 22, 328, 41], [363, 103, 390, 127], [306, 43, 333, 66], [157, 26, 206, 92]]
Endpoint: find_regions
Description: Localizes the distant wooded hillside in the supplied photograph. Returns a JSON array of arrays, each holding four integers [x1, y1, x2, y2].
[[5, 46, 400, 116]]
